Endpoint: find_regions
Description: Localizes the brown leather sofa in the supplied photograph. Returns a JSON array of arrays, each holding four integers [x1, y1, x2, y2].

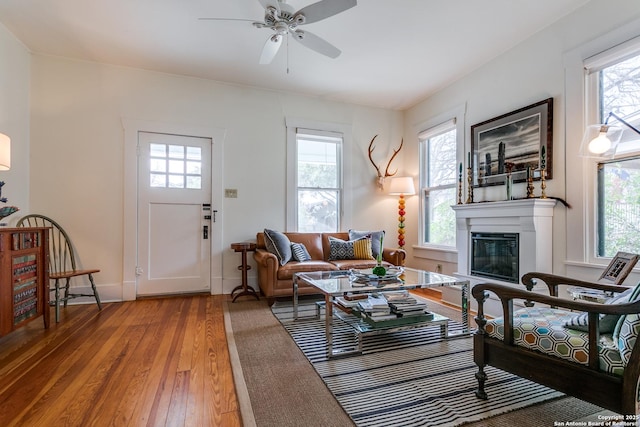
[[254, 231, 406, 303]]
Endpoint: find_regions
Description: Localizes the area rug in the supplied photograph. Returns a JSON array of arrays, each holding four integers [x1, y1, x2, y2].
[[272, 298, 565, 427]]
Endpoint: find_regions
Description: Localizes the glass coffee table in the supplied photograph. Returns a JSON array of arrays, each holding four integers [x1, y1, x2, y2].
[[293, 268, 470, 358]]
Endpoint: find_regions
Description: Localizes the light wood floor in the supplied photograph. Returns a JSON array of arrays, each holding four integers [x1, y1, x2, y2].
[[0, 295, 242, 427]]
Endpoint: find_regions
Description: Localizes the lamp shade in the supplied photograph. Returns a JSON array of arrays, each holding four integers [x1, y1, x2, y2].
[[579, 124, 623, 159], [0, 133, 10, 171], [388, 176, 415, 195]]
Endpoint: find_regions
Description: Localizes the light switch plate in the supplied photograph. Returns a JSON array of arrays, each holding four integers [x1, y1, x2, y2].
[[225, 189, 238, 198]]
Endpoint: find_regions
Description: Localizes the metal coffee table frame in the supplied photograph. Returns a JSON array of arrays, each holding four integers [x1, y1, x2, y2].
[[293, 268, 471, 358]]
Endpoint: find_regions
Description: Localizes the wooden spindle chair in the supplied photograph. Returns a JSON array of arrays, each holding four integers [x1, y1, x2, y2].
[[17, 214, 102, 322]]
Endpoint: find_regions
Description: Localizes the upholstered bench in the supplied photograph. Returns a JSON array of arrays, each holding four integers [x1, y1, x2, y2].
[[473, 272, 640, 415]]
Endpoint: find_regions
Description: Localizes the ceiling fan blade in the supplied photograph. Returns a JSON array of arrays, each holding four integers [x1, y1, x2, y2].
[[256, 0, 280, 13], [295, 0, 357, 25], [198, 18, 256, 22], [291, 30, 341, 59], [259, 34, 283, 64]]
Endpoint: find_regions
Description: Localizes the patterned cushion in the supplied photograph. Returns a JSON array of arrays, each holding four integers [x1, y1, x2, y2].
[[613, 282, 640, 343], [564, 288, 634, 333], [328, 236, 374, 261], [263, 229, 292, 266], [349, 230, 385, 259], [618, 313, 640, 365], [291, 242, 311, 262], [485, 306, 624, 375]]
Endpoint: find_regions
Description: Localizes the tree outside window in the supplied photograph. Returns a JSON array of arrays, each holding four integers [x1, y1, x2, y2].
[[596, 53, 640, 256], [296, 133, 342, 232], [420, 123, 457, 247]]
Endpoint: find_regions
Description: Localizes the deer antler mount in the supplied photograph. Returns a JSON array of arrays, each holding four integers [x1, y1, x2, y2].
[[368, 135, 403, 190]]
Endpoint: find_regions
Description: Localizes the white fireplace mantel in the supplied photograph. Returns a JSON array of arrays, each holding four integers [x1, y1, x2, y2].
[[452, 199, 557, 286]]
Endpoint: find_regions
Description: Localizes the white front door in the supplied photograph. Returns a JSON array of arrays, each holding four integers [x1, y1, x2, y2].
[[137, 132, 212, 296]]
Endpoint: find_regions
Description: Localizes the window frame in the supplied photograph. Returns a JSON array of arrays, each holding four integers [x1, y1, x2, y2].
[[416, 106, 466, 249], [285, 118, 352, 232], [584, 37, 640, 260]]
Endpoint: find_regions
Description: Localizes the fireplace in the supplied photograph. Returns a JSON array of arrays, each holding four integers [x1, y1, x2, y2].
[[451, 199, 556, 317], [471, 232, 519, 283], [452, 199, 556, 287]]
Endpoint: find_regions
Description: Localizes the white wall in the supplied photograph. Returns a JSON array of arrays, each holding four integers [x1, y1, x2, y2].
[[27, 55, 403, 300], [0, 24, 30, 215], [404, 0, 640, 287], [7, 0, 640, 302]]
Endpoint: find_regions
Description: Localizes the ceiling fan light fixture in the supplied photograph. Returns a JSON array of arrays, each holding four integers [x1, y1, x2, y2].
[[274, 21, 289, 35], [265, 6, 278, 21], [293, 13, 306, 25]]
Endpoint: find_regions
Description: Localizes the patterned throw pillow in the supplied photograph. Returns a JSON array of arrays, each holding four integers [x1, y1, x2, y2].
[[349, 229, 385, 259], [613, 281, 640, 361], [613, 282, 640, 342], [564, 288, 634, 333], [263, 229, 292, 266], [328, 236, 374, 261], [617, 313, 640, 365], [291, 242, 311, 262]]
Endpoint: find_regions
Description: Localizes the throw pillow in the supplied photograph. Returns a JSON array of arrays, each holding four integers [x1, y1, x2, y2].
[[349, 229, 385, 259], [613, 281, 640, 343], [328, 236, 374, 261], [564, 288, 635, 333], [291, 242, 311, 262], [263, 229, 292, 266], [617, 313, 640, 365]]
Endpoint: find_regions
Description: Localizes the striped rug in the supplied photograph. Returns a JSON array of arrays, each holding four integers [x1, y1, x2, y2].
[[272, 299, 564, 427]]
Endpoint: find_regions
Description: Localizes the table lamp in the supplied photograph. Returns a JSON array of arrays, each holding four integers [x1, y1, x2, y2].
[[0, 133, 10, 171]]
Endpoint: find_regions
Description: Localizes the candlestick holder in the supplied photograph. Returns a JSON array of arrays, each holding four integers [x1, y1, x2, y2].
[[466, 167, 473, 204], [526, 174, 535, 198], [457, 177, 463, 205], [540, 167, 547, 199]]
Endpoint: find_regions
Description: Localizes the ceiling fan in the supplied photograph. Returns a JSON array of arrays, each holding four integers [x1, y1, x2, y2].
[[201, 0, 357, 64]]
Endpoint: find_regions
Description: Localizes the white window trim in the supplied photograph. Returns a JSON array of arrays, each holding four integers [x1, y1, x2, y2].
[[563, 17, 640, 274], [285, 117, 352, 232], [414, 104, 466, 250]]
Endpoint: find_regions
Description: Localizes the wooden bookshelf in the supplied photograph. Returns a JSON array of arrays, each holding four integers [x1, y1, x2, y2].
[[0, 227, 49, 337]]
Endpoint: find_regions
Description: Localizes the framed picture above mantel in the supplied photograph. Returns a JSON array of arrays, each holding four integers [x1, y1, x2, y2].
[[471, 97, 553, 187]]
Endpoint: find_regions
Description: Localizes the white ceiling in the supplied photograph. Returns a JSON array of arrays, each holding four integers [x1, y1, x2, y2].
[[0, 0, 590, 110]]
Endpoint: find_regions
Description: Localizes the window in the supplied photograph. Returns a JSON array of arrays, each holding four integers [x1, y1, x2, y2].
[[149, 143, 202, 189], [292, 129, 342, 232], [419, 119, 457, 247], [586, 44, 640, 256]]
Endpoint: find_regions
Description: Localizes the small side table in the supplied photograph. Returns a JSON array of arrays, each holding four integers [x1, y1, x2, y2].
[[230, 242, 259, 302]]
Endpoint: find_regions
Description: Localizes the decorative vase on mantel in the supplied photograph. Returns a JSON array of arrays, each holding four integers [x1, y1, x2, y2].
[[505, 174, 513, 201], [505, 162, 515, 201]]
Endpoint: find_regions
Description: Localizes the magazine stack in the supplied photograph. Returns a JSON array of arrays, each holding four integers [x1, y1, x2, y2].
[[383, 291, 430, 317]]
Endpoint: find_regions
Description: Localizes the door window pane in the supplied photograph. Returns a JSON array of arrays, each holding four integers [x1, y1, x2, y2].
[[149, 143, 202, 189]]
